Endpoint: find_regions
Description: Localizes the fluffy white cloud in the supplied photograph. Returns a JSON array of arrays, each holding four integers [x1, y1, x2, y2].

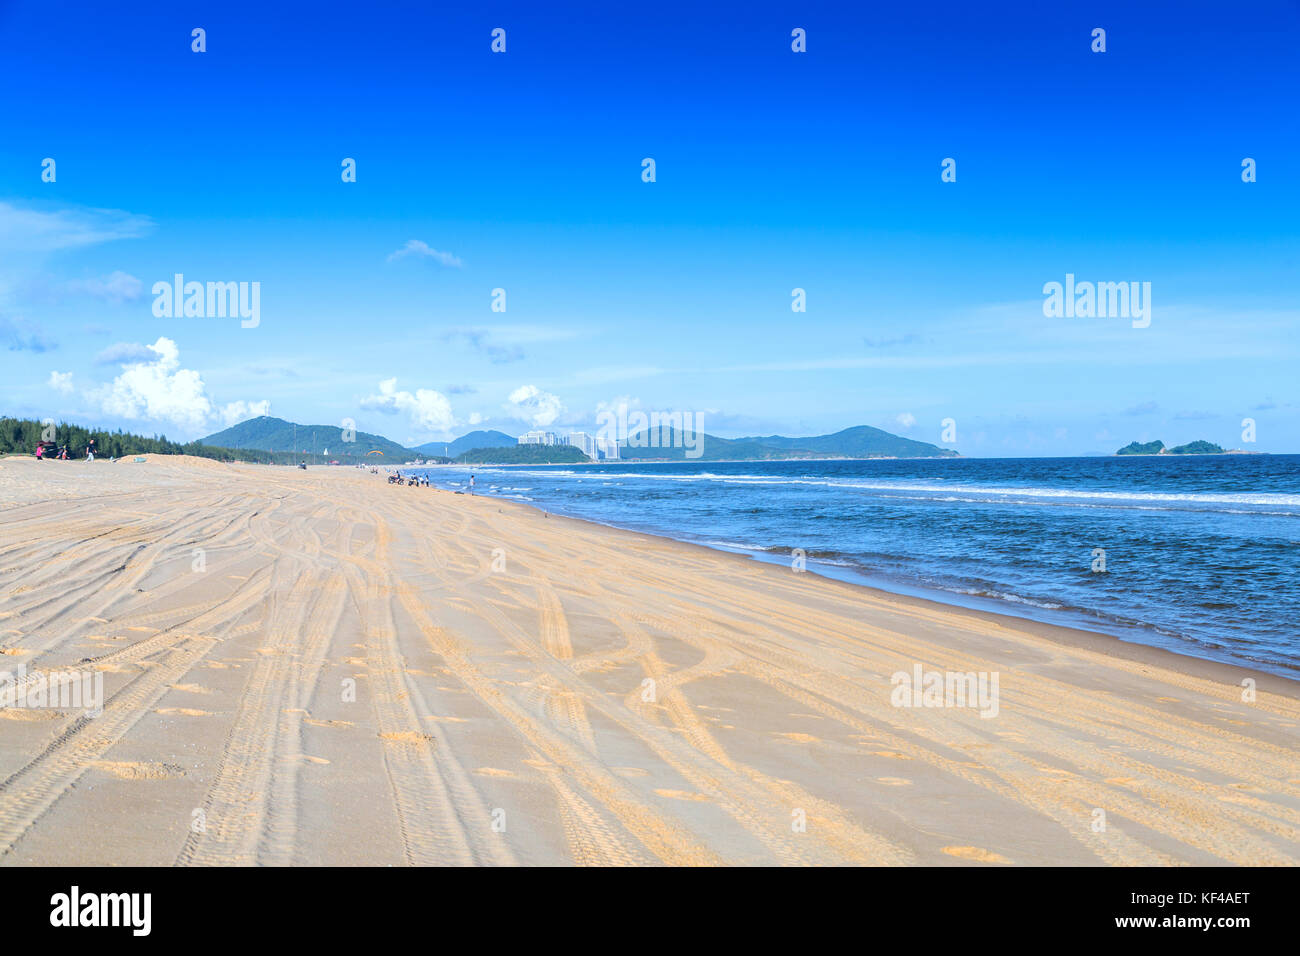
[[387, 240, 463, 268], [69, 270, 143, 303], [895, 412, 916, 429], [48, 370, 74, 394], [507, 384, 564, 427], [86, 337, 267, 434], [220, 399, 272, 426], [91, 338, 212, 430], [361, 378, 455, 432]]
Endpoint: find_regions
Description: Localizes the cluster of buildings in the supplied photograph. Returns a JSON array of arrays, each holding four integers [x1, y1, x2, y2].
[[518, 430, 619, 460]]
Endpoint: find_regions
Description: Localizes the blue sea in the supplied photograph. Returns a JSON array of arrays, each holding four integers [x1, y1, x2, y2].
[[413, 456, 1300, 677]]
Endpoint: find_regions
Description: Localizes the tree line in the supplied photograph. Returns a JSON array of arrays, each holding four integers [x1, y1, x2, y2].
[[2, 417, 321, 465]]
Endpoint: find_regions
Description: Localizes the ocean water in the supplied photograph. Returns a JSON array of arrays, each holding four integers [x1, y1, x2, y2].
[[414, 456, 1300, 677]]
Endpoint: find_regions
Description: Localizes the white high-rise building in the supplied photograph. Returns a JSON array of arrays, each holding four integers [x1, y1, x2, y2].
[[596, 437, 620, 461], [518, 430, 559, 446], [568, 431, 597, 460]]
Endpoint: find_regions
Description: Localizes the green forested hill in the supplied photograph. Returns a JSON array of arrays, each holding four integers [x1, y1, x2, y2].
[[201, 416, 415, 461]]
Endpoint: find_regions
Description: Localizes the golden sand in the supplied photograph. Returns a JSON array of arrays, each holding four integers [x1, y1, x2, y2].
[[0, 455, 1296, 866]]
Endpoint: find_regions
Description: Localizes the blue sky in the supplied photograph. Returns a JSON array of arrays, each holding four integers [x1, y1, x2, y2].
[[1, 0, 1297, 455]]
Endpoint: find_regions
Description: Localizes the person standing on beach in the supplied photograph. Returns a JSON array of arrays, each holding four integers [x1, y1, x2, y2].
[[85, 437, 96, 461], [469, 474, 475, 496]]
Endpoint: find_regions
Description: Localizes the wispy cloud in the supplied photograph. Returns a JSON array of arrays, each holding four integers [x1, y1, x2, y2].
[[387, 240, 463, 268], [95, 342, 155, 365], [442, 327, 524, 364], [69, 270, 144, 303], [1124, 401, 1159, 415], [1, 315, 56, 352], [0, 202, 152, 254]]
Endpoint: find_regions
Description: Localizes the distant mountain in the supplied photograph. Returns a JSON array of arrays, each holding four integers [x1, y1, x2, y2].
[[415, 430, 516, 458], [201, 416, 415, 462], [737, 425, 959, 459], [1116, 439, 1225, 456], [621, 424, 958, 460]]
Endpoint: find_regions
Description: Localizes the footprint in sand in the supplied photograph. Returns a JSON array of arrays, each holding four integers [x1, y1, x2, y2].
[[304, 718, 354, 728], [943, 846, 1012, 864], [655, 789, 711, 802], [0, 647, 30, 655], [290, 754, 330, 765], [169, 683, 212, 695], [154, 707, 210, 717], [91, 761, 185, 780]]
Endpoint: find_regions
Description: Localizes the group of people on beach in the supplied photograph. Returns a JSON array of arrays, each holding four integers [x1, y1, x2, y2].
[[35, 437, 95, 461], [383, 471, 477, 495], [388, 471, 431, 487], [380, 469, 483, 498]]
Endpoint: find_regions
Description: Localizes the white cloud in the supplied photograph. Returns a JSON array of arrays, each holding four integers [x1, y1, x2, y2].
[[507, 384, 564, 427], [85, 337, 267, 434], [360, 378, 456, 432], [220, 399, 272, 426], [69, 270, 144, 303], [895, 412, 916, 429], [95, 342, 155, 365], [91, 338, 212, 431], [386, 240, 463, 268], [48, 370, 74, 394], [0, 202, 152, 254]]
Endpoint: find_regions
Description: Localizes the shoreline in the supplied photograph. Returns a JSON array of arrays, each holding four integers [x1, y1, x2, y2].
[[480, 490, 1300, 700], [2, 455, 1296, 865], [415, 463, 1300, 686]]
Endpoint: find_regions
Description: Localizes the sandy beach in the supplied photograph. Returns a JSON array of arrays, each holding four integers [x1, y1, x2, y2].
[[0, 455, 1296, 866]]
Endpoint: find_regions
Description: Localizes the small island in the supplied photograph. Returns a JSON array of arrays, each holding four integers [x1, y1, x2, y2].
[[1116, 439, 1225, 456]]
